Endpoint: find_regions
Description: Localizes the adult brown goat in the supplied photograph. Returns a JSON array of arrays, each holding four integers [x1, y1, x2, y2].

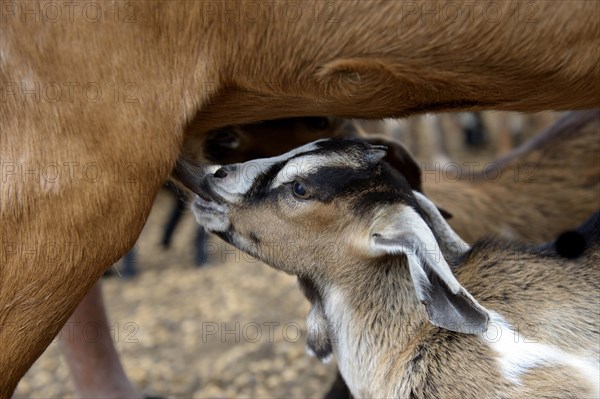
[[1, 1, 599, 395]]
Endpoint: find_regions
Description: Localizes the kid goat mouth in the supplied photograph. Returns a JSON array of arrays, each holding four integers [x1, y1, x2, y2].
[[192, 177, 229, 215], [193, 194, 228, 214], [196, 176, 227, 204]]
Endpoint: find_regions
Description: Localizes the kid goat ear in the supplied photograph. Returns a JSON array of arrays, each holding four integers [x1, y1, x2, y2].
[[369, 204, 489, 334], [364, 145, 387, 165]]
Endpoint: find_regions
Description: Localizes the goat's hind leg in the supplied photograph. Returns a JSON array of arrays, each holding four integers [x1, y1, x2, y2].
[[59, 281, 142, 399]]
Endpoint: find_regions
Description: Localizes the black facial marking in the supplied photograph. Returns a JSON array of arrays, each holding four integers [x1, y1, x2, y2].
[[304, 165, 376, 203], [239, 139, 419, 217], [351, 161, 417, 214], [245, 161, 286, 201], [242, 140, 368, 204]]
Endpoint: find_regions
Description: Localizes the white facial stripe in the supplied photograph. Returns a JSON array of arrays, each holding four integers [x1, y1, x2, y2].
[[271, 152, 359, 189], [209, 140, 324, 201], [482, 311, 600, 394]]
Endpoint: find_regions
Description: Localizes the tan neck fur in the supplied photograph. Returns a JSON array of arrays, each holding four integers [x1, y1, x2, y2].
[[320, 257, 429, 397], [318, 241, 599, 398]]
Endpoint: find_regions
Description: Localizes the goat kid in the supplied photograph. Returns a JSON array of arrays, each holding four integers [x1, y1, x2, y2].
[[188, 111, 600, 397], [180, 139, 599, 398]]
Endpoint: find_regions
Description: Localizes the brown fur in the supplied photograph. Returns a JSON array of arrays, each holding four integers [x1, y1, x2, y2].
[[2, 1, 600, 394]]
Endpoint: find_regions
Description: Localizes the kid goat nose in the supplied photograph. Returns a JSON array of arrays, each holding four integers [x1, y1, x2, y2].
[[214, 167, 228, 178]]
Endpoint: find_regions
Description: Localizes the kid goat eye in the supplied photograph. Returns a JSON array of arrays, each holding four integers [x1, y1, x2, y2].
[[292, 181, 309, 199]]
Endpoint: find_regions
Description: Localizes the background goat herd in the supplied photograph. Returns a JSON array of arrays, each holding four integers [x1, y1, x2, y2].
[[1, 1, 599, 398]]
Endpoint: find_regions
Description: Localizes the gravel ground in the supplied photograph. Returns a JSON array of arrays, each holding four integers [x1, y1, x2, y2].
[[15, 190, 338, 398], [14, 112, 558, 398]]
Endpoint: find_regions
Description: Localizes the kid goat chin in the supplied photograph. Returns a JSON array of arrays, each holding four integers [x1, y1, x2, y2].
[[179, 138, 599, 398]]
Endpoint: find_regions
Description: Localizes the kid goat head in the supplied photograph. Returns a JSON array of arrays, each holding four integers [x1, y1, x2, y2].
[[182, 138, 489, 334]]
